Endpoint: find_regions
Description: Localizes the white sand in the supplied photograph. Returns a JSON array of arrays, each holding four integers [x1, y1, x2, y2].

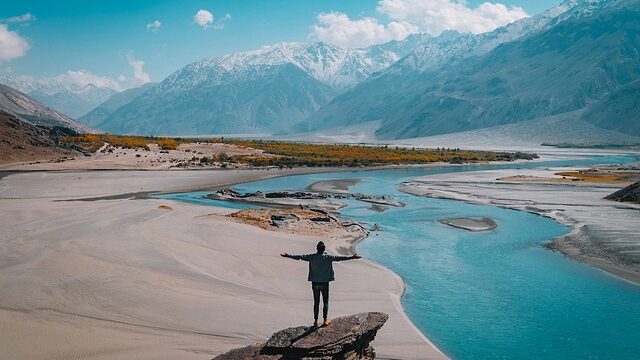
[[0, 142, 272, 171], [307, 179, 361, 194], [0, 169, 447, 360]]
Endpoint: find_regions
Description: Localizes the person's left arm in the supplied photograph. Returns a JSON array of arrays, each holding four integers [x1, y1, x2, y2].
[[329, 254, 362, 261]]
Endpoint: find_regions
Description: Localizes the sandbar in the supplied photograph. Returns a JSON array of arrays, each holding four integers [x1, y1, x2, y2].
[[307, 179, 361, 193], [439, 217, 497, 232]]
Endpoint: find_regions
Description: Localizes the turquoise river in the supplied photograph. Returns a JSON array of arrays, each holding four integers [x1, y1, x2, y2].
[[156, 154, 640, 360]]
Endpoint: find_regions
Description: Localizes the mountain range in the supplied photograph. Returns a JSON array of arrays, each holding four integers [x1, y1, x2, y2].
[[0, 83, 93, 133], [4, 0, 638, 146], [0, 74, 118, 119], [93, 38, 427, 135], [300, 0, 640, 139], [79, 82, 156, 127]]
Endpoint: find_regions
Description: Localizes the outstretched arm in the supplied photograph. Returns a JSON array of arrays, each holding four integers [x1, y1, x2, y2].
[[330, 254, 362, 261], [280, 253, 311, 261]]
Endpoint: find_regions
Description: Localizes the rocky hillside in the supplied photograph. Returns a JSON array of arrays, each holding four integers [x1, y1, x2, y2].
[[605, 181, 640, 203], [212, 312, 388, 360], [0, 111, 80, 165], [581, 79, 640, 136], [0, 83, 93, 133]]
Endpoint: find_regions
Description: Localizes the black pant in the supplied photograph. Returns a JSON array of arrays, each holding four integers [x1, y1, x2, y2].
[[311, 282, 329, 321]]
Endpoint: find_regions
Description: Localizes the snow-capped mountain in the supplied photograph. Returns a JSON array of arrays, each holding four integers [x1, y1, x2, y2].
[[91, 0, 637, 140], [360, 0, 610, 78], [0, 74, 118, 119], [96, 38, 426, 135], [299, 0, 638, 139], [0, 83, 94, 133], [158, 38, 426, 91]]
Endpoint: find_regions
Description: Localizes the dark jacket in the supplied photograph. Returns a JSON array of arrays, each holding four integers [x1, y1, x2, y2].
[[287, 252, 352, 282]]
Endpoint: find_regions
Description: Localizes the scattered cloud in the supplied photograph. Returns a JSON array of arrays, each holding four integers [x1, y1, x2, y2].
[[3, 13, 36, 25], [378, 0, 528, 36], [127, 54, 150, 85], [312, 12, 417, 48], [193, 9, 214, 29], [52, 70, 123, 91], [0, 24, 30, 62], [310, 0, 528, 47], [212, 14, 231, 29], [146, 20, 161, 32], [193, 10, 229, 30], [118, 74, 127, 82]]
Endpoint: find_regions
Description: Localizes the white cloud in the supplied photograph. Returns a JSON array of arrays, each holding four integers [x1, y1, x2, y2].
[[377, 0, 528, 36], [127, 54, 150, 85], [193, 9, 214, 29], [118, 74, 127, 82], [52, 70, 123, 91], [4, 13, 36, 24], [310, 0, 528, 48], [146, 20, 161, 32], [0, 24, 30, 62], [312, 12, 417, 48]]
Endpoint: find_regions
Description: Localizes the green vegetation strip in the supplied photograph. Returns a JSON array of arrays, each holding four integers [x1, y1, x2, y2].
[[62, 134, 538, 167]]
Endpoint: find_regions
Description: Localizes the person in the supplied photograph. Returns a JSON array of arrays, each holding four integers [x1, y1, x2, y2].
[[281, 241, 361, 327]]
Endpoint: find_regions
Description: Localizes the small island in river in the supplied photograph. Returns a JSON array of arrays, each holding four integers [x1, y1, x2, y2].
[[439, 217, 498, 232]]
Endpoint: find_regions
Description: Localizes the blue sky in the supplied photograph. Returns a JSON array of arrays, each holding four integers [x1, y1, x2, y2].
[[0, 0, 560, 89]]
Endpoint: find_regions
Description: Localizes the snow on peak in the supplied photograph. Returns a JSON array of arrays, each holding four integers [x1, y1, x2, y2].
[[166, 39, 421, 90]]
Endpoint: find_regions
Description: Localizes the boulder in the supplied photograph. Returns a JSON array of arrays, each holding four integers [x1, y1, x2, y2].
[[212, 312, 388, 360], [217, 188, 241, 197]]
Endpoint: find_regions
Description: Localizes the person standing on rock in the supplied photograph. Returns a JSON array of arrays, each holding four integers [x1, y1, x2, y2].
[[281, 241, 361, 327]]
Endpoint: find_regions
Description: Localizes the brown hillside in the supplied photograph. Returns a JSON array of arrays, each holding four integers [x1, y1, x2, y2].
[[0, 111, 80, 165]]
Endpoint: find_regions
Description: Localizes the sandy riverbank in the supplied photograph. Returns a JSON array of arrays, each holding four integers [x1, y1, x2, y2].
[[400, 167, 640, 284], [0, 169, 447, 360]]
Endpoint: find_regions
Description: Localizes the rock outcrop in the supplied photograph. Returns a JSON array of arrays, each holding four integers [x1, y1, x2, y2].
[[605, 181, 640, 204], [212, 312, 388, 360]]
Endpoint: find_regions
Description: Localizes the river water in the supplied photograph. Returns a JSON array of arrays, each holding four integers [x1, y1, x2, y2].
[[156, 154, 640, 360]]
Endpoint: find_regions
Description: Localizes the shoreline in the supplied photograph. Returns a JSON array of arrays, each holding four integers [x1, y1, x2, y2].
[[544, 235, 640, 285], [4, 154, 635, 358], [399, 168, 640, 285], [169, 175, 449, 359]]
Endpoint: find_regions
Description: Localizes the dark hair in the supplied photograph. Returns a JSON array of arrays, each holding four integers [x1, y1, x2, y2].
[[316, 241, 325, 253]]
